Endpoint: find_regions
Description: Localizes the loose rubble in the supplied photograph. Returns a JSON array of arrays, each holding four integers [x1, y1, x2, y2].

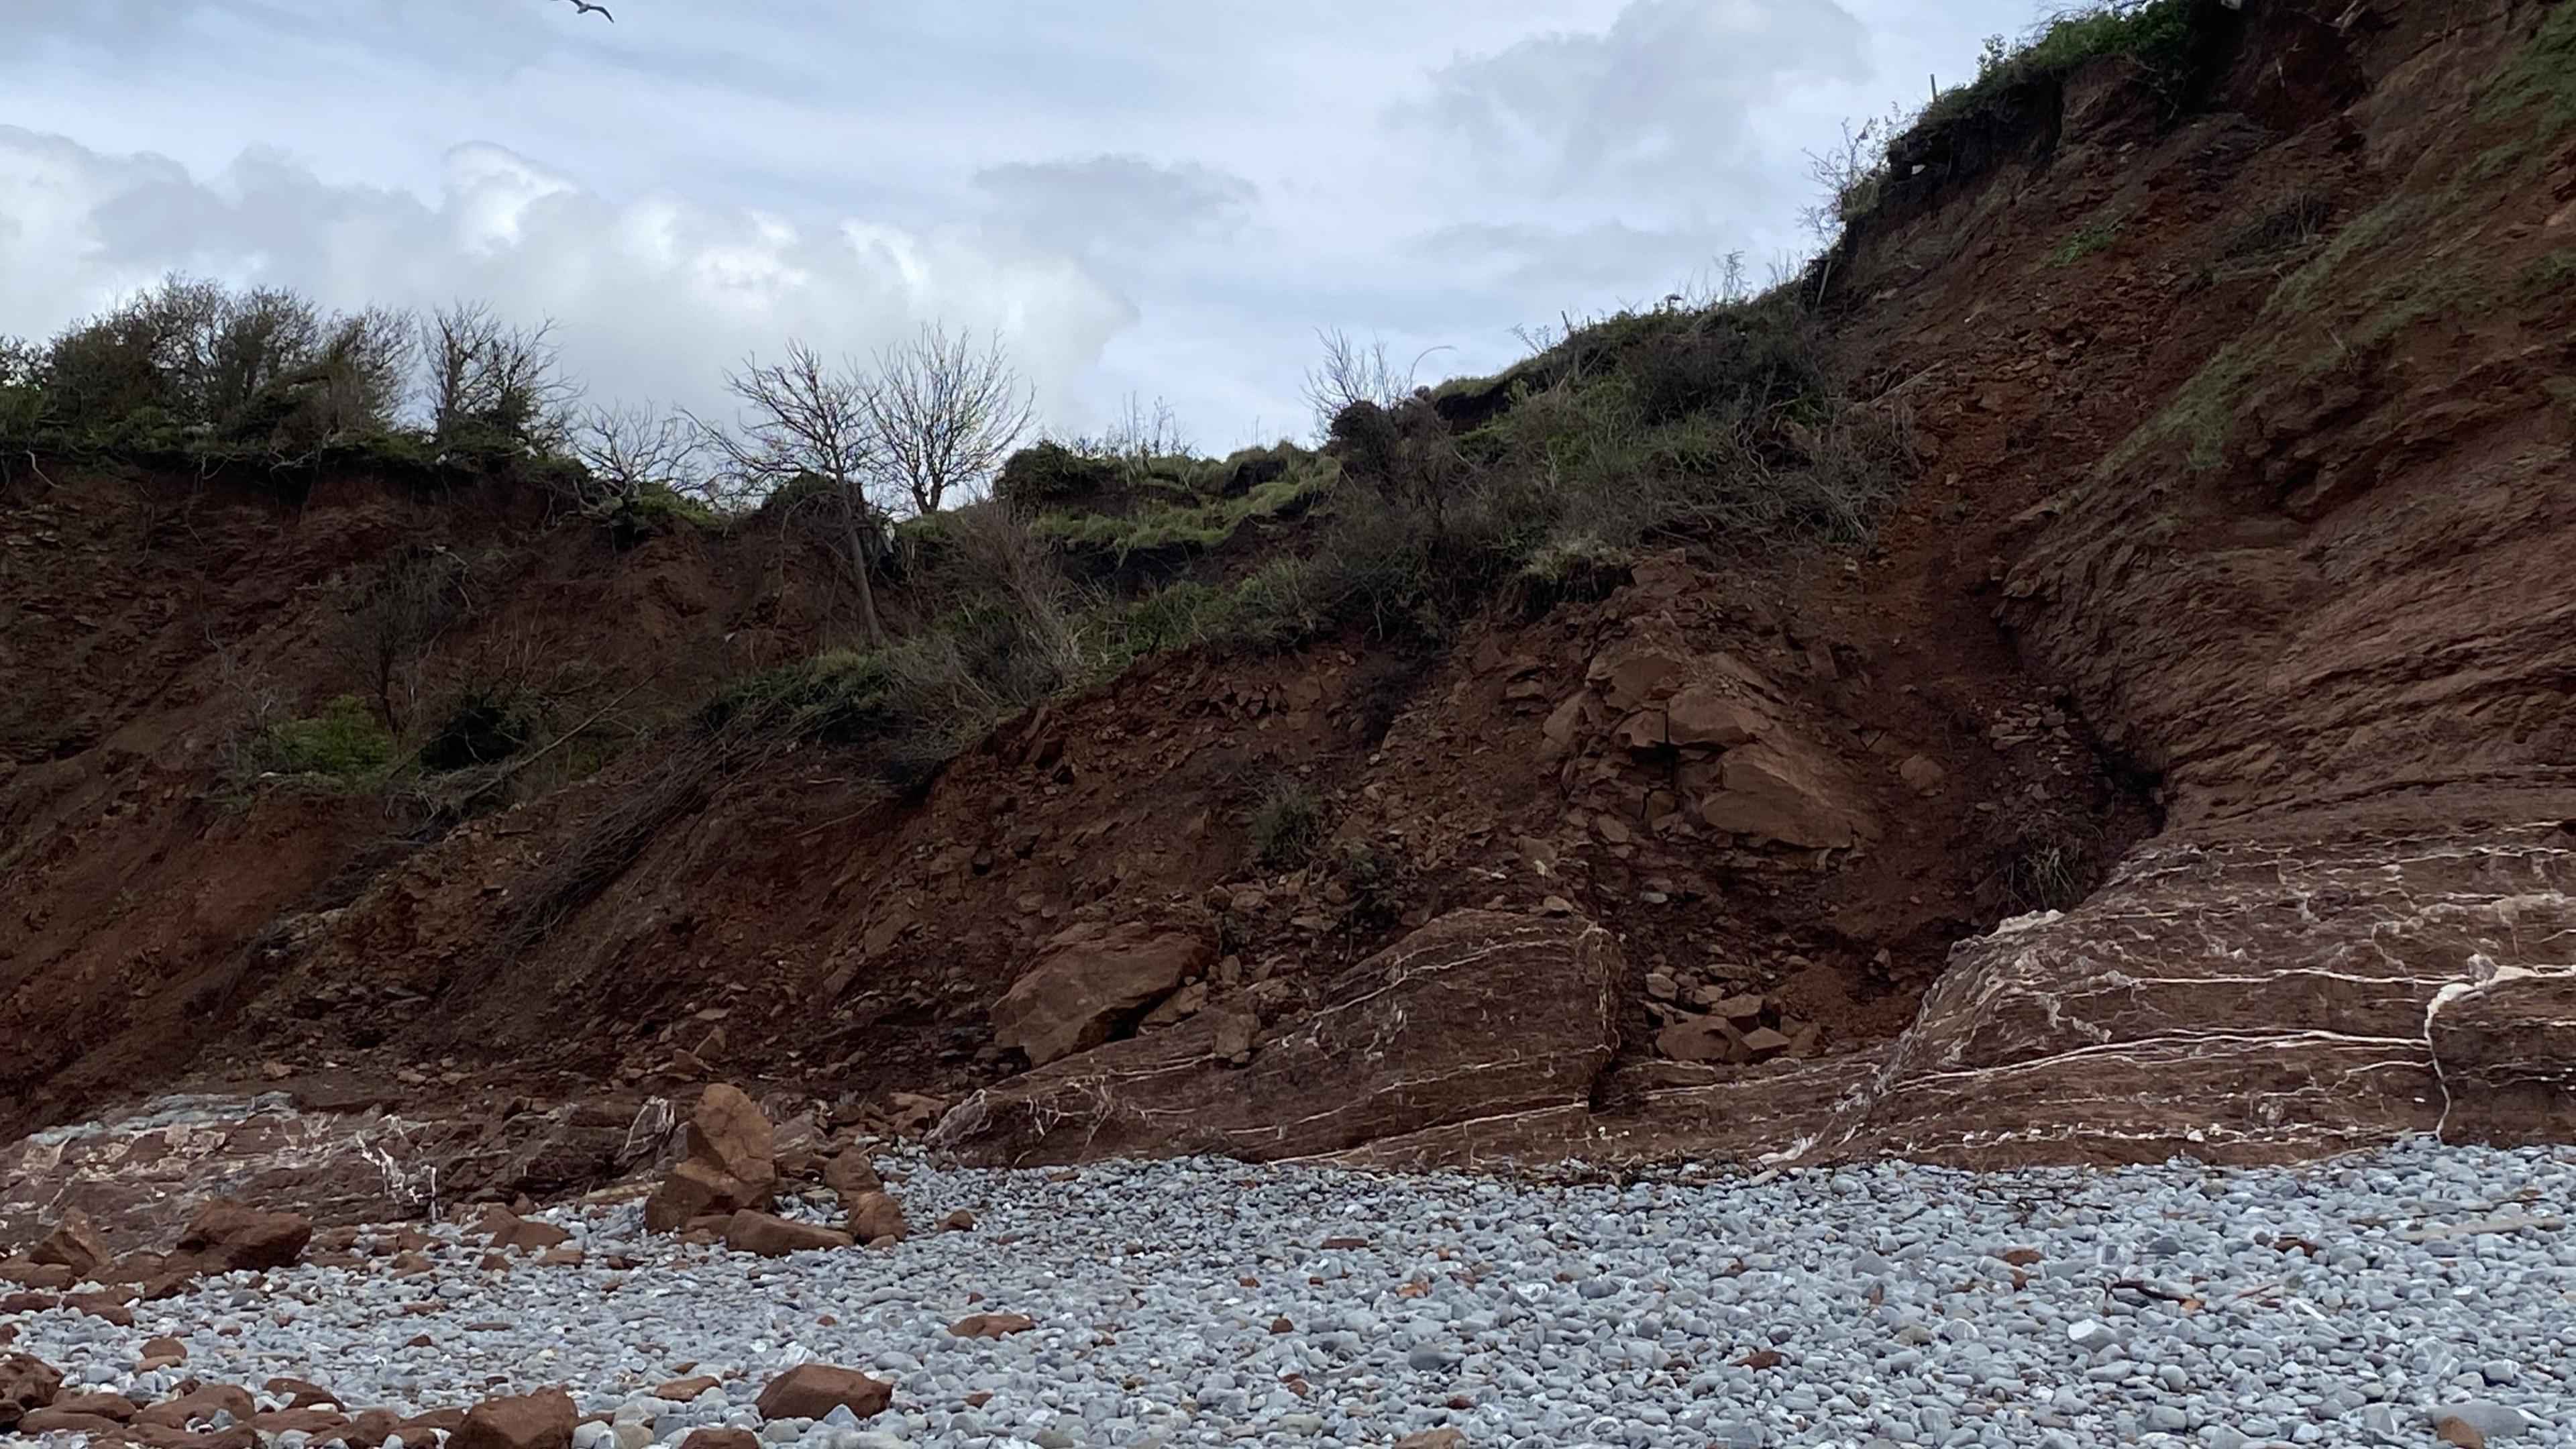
[[2, 1138, 2571, 1448]]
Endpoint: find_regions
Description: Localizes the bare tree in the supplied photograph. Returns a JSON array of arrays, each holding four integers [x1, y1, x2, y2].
[[567, 402, 710, 518], [1301, 329, 1417, 434], [1104, 393, 1190, 476], [856, 323, 1035, 515], [692, 342, 892, 645], [423, 302, 578, 452]]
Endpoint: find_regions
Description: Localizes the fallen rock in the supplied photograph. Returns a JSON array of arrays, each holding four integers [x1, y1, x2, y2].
[[22, 1407, 128, 1436], [1397, 1432, 1468, 1449], [991, 920, 1214, 1066], [1898, 754, 1947, 794], [51, 1390, 138, 1421], [343, 1407, 404, 1446], [477, 1207, 573, 1254], [822, 1147, 882, 1197], [136, 1384, 257, 1430], [137, 1335, 186, 1370], [753, 1364, 893, 1421], [938, 1209, 975, 1232], [2432, 1401, 2533, 1444], [722, 1210, 854, 1257], [934, 910, 1624, 1164], [948, 1313, 1035, 1339], [0, 1353, 64, 1432], [643, 1085, 777, 1234], [449, 1387, 578, 1449], [0, 1260, 76, 1291], [677, 1430, 760, 1449], [1656, 1015, 1749, 1065], [652, 1375, 720, 1402], [262, 1377, 340, 1409], [1665, 687, 1768, 749], [176, 1199, 313, 1271], [845, 1190, 910, 1245], [253, 1407, 355, 1436], [1697, 739, 1876, 849], [30, 1208, 111, 1277]]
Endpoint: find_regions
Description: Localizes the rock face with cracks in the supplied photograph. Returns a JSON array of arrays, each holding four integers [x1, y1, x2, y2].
[[934, 910, 1623, 1165]]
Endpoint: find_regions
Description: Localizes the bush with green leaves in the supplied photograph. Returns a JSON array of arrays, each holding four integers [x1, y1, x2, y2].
[[239, 695, 397, 787]]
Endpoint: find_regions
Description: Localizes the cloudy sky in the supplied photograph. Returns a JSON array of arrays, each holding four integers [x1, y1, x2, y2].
[[0, 0, 2045, 445]]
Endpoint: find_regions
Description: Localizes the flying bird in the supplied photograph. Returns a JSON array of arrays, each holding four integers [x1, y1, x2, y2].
[[563, 0, 613, 19]]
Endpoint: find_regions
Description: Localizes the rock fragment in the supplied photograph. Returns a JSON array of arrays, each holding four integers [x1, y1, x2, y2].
[[753, 1364, 893, 1421], [30, 1208, 110, 1277], [643, 1084, 777, 1234], [0, 1352, 63, 1434], [722, 1210, 854, 1256], [450, 1387, 578, 1449], [176, 1198, 313, 1271]]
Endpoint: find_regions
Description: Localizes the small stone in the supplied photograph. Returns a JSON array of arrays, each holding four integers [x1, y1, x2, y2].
[[1396, 1432, 1467, 1449], [948, 1313, 1036, 1340], [653, 1376, 722, 1402], [677, 1431, 760, 1449], [1897, 755, 1946, 794]]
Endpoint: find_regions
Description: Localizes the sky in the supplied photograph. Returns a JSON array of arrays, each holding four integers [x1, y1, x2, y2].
[[0, 0, 2049, 447]]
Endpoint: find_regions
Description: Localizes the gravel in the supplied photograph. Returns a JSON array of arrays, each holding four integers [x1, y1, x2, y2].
[[12, 1138, 2575, 1448]]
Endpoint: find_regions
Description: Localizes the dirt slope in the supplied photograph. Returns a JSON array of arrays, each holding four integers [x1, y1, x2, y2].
[[4, 0, 2571, 1234]]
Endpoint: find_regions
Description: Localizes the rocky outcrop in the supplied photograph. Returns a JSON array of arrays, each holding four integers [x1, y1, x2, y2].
[[1340, 821, 2576, 1169], [989, 920, 1215, 1067], [934, 910, 1624, 1165]]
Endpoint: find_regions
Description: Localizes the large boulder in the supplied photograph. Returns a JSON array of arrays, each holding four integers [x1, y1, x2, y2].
[[990, 921, 1214, 1067], [934, 910, 1623, 1165], [175, 1199, 312, 1272], [643, 1085, 777, 1233]]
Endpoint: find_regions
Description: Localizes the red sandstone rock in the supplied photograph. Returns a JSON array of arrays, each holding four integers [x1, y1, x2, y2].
[[753, 1364, 892, 1421], [176, 1199, 312, 1271], [449, 1387, 577, 1449]]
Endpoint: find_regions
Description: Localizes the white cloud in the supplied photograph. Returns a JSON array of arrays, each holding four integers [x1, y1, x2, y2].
[[0, 128, 1137, 431], [1426, 0, 1872, 190], [0, 0, 2044, 440], [976, 156, 1258, 257]]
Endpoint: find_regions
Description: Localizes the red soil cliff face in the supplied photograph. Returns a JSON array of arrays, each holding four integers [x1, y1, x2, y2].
[[3, 0, 2571, 1237]]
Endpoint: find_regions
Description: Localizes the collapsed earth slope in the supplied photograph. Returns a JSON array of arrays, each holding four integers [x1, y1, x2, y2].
[[2, 0, 2571, 1238]]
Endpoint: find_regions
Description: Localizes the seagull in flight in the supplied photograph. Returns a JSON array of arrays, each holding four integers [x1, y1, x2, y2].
[[563, 0, 613, 19]]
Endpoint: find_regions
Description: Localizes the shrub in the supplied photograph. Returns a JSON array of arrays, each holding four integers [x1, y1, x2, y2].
[[1249, 777, 1330, 870], [993, 440, 1125, 509], [418, 686, 547, 772], [245, 695, 397, 786]]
